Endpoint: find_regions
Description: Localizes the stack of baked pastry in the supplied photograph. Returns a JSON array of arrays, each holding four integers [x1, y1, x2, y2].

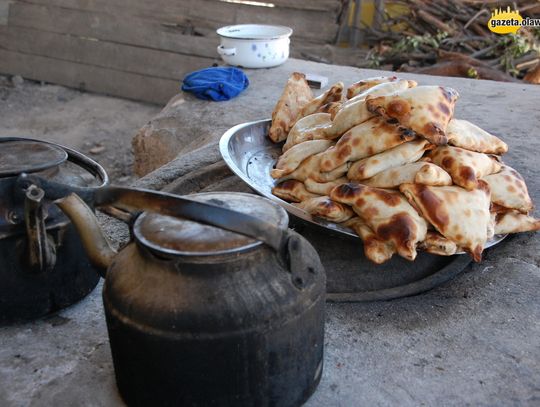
[[268, 72, 540, 264]]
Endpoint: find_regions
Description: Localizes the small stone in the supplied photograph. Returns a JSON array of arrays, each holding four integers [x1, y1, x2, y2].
[[0, 76, 11, 87], [117, 176, 131, 184], [89, 144, 106, 155], [11, 75, 24, 87], [46, 315, 70, 327]]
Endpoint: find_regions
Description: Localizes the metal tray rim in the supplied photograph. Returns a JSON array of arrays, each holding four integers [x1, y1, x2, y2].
[[219, 119, 362, 238]]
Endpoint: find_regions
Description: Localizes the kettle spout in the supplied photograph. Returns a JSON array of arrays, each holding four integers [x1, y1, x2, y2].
[[55, 193, 117, 275]]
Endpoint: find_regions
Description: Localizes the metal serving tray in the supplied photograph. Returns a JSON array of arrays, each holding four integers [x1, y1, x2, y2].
[[220, 119, 359, 237], [219, 119, 506, 301]]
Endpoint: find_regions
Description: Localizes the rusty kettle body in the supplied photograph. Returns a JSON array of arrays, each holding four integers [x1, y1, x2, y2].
[[54, 189, 327, 407], [106, 216, 325, 406]]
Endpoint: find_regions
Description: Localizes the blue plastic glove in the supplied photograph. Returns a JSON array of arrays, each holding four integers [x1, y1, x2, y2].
[[181, 67, 249, 101]]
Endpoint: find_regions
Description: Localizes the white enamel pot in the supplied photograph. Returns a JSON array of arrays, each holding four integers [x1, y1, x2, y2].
[[216, 24, 293, 69]]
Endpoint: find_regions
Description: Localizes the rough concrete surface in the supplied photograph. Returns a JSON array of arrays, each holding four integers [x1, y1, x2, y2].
[[0, 75, 160, 183], [1, 61, 539, 406]]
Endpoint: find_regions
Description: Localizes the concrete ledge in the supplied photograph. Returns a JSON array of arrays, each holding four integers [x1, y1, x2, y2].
[[1, 59, 539, 407]]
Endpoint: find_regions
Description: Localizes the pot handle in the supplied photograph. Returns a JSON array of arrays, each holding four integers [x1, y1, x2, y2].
[[217, 45, 236, 56], [17, 174, 322, 289], [94, 187, 321, 290], [16, 174, 288, 254], [88, 187, 321, 289], [94, 186, 288, 252]]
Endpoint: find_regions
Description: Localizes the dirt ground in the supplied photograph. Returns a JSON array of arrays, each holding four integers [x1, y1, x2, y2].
[[0, 74, 161, 184]]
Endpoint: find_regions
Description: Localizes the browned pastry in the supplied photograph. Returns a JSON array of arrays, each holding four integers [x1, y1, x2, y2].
[[325, 79, 416, 138], [399, 181, 492, 262], [282, 113, 333, 152], [330, 183, 428, 261], [427, 146, 501, 190], [319, 117, 417, 172], [271, 180, 319, 203], [304, 177, 348, 195], [271, 139, 333, 179], [299, 82, 344, 118], [343, 79, 417, 107], [278, 153, 349, 183], [346, 76, 398, 99], [317, 101, 342, 115], [268, 72, 313, 142], [447, 119, 508, 155], [417, 231, 457, 256], [325, 99, 374, 139], [347, 139, 431, 181], [363, 162, 452, 188], [482, 164, 534, 214], [295, 196, 355, 223], [490, 202, 510, 214], [268, 75, 539, 265], [344, 217, 396, 264], [366, 86, 459, 145], [487, 211, 496, 240], [493, 210, 540, 234]]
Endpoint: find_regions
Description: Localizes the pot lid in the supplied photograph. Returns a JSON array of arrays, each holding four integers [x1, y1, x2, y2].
[[0, 139, 68, 177], [133, 192, 289, 257]]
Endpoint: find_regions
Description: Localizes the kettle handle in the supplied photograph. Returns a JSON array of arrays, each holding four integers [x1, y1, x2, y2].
[[94, 186, 289, 253], [16, 174, 289, 255]]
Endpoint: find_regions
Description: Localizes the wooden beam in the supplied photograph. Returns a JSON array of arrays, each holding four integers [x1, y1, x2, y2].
[[0, 0, 9, 25], [18, 0, 342, 13], [9, 2, 219, 58], [17, 0, 339, 43], [269, 0, 341, 12], [0, 26, 217, 80], [233, 6, 338, 43], [0, 49, 179, 104]]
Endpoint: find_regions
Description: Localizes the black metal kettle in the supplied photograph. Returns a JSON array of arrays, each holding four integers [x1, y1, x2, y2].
[[18, 173, 326, 407], [0, 138, 108, 323]]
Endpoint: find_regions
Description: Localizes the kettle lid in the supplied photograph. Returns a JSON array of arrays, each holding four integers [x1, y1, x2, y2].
[[133, 192, 289, 256], [0, 139, 68, 177]]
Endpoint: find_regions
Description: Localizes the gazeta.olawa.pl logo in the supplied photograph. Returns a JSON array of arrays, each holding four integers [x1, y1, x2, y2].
[[488, 6, 540, 34]]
